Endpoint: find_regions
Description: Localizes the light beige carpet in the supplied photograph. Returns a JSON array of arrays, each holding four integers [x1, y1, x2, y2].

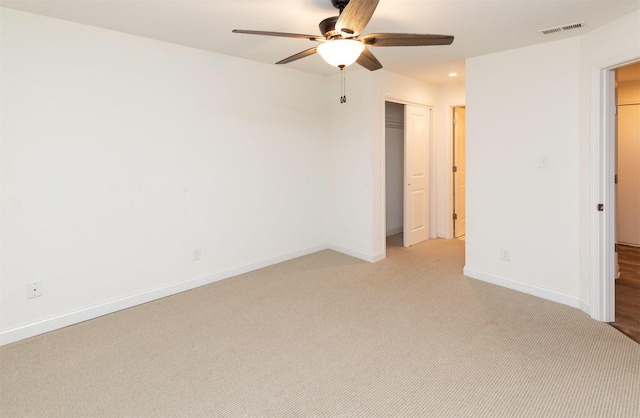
[[1, 238, 639, 417]]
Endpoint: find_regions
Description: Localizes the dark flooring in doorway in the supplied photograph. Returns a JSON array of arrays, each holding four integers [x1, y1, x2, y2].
[[611, 244, 640, 344]]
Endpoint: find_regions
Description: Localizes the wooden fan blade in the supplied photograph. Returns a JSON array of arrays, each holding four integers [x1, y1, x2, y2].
[[276, 47, 318, 65], [233, 29, 323, 42], [360, 33, 454, 47], [357, 48, 382, 71], [335, 0, 379, 37]]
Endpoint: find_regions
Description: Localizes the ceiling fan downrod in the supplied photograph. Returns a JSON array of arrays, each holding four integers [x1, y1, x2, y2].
[[331, 0, 350, 14]]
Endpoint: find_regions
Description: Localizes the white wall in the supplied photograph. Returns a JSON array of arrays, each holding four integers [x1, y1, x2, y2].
[[325, 69, 378, 260], [0, 9, 330, 344], [465, 37, 582, 307]]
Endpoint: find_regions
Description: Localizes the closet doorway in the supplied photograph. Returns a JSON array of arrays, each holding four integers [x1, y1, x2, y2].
[[384, 101, 431, 247]]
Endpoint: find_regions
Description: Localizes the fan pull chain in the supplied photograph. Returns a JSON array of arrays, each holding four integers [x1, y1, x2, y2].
[[339, 65, 346, 104]]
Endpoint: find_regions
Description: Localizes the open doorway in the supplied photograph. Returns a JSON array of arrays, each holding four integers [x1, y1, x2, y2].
[[384, 101, 431, 248], [385, 102, 405, 247], [452, 106, 466, 239], [611, 62, 640, 342]]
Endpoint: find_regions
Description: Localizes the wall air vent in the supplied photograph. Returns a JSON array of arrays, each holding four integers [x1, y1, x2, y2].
[[538, 21, 586, 35]]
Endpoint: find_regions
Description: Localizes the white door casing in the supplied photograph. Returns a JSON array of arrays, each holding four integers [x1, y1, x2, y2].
[[590, 49, 639, 323], [403, 105, 430, 247]]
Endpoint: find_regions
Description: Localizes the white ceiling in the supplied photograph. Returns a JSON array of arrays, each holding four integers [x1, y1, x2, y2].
[[2, 0, 639, 84]]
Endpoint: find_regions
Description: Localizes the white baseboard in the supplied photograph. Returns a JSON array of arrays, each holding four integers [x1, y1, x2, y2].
[[0, 243, 327, 347], [371, 251, 385, 262], [579, 299, 591, 317], [327, 243, 379, 263], [386, 226, 403, 237], [463, 266, 580, 309]]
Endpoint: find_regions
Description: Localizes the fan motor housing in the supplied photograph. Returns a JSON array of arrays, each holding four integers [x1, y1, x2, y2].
[[319, 16, 340, 39]]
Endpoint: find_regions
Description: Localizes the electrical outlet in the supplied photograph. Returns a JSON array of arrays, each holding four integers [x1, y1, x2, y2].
[[500, 249, 511, 261], [27, 281, 43, 299], [192, 248, 201, 261]]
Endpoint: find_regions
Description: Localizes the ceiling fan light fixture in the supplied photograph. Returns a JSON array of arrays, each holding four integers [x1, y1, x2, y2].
[[317, 39, 365, 68]]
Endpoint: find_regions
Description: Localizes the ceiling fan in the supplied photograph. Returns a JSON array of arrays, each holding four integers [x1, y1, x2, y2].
[[232, 0, 454, 71]]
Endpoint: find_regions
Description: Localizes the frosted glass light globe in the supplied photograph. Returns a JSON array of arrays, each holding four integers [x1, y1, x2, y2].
[[317, 39, 365, 67]]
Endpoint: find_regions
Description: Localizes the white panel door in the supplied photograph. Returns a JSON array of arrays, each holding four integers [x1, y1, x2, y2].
[[454, 107, 467, 238], [403, 105, 430, 247]]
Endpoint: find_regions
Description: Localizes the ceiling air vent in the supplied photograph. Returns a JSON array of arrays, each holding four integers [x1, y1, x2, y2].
[[538, 21, 586, 35]]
